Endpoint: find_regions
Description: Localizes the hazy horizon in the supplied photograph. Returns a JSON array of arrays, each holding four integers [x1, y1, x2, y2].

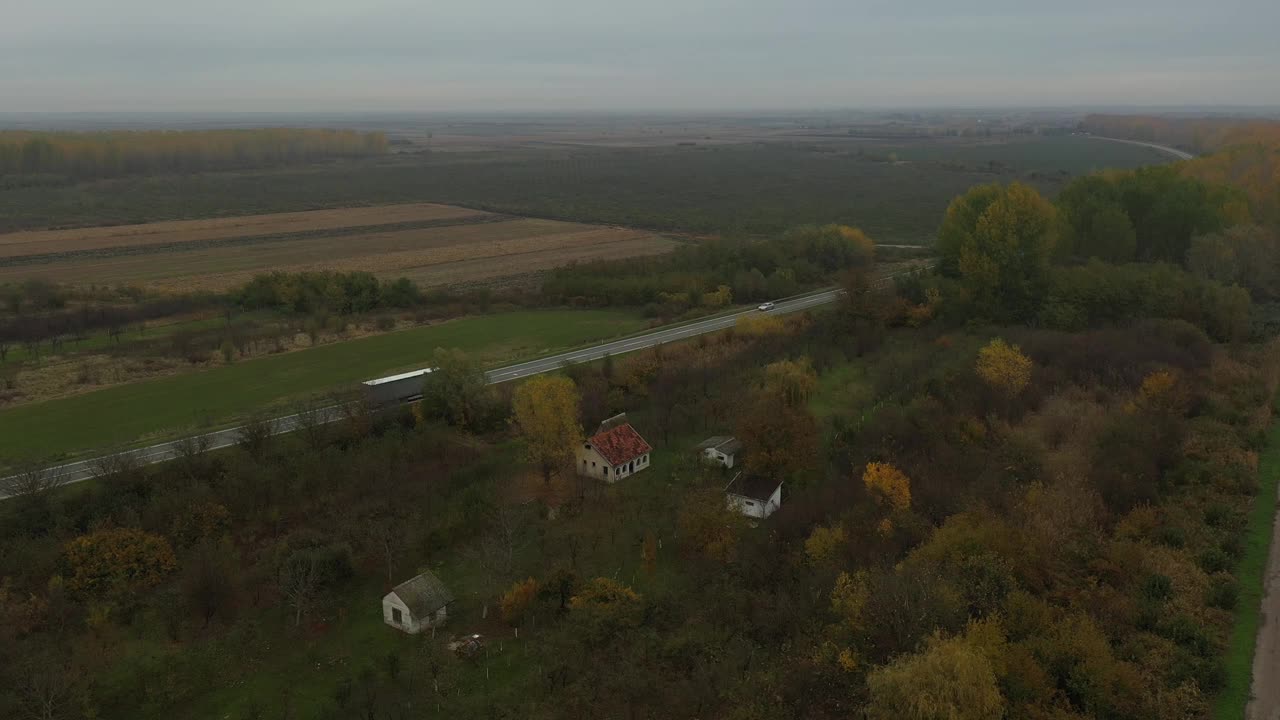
[[5, 0, 1279, 113]]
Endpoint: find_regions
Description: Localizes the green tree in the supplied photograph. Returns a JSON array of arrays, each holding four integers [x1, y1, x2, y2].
[[420, 348, 491, 431], [938, 183, 1057, 320]]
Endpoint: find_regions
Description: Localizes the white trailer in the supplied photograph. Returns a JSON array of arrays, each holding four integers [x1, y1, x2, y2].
[[363, 368, 433, 406]]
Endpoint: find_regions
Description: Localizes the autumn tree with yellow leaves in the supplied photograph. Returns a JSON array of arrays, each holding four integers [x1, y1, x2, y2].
[[863, 461, 913, 535], [866, 622, 1007, 720], [512, 375, 582, 484], [63, 528, 177, 600], [499, 577, 539, 624], [804, 523, 847, 564], [763, 357, 818, 408], [975, 339, 1033, 397]]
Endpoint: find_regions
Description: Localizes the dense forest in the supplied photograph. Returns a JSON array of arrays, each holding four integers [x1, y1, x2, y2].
[[1080, 115, 1280, 225], [0, 129, 387, 182], [2, 124, 1280, 719]]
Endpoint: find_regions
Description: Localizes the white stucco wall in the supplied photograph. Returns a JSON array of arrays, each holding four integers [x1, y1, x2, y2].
[[726, 483, 782, 519], [577, 445, 649, 483], [701, 447, 736, 468], [382, 592, 448, 634]]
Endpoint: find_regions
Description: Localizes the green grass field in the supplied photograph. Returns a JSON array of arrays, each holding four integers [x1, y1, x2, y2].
[[0, 309, 644, 462], [1215, 399, 1280, 719]]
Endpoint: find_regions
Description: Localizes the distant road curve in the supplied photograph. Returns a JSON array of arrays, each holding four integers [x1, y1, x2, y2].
[[0, 266, 927, 498], [1085, 135, 1195, 161]]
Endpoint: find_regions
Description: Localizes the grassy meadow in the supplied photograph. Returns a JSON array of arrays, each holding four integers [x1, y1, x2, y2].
[[0, 308, 645, 462]]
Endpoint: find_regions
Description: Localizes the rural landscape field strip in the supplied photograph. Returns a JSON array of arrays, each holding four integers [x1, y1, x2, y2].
[[0, 213, 508, 267], [0, 212, 676, 289], [0, 309, 646, 462], [0, 202, 482, 254]]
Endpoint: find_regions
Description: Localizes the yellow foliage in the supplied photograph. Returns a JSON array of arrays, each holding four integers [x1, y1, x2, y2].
[[700, 285, 733, 308], [804, 524, 846, 564], [905, 287, 943, 328], [63, 528, 177, 598], [877, 518, 895, 537], [763, 357, 818, 408], [838, 648, 860, 672], [866, 630, 1006, 720], [1140, 369, 1178, 401], [512, 375, 582, 482], [736, 313, 787, 337], [499, 577, 539, 624], [863, 462, 912, 512], [831, 571, 870, 626], [975, 338, 1033, 396], [836, 225, 877, 260], [569, 577, 641, 609]]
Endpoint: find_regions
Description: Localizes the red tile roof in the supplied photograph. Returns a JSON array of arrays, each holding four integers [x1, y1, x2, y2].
[[588, 423, 653, 467]]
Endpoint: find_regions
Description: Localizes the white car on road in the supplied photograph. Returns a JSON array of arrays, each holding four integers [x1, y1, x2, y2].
[[757, 302, 775, 311]]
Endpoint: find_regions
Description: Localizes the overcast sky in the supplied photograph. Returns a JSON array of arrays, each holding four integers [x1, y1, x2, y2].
[[4, 0, 1278, 112]]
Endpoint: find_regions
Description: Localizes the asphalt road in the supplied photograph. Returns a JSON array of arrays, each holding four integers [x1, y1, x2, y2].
[[1087, 135, 1195, 161], [0, 268, 916, 497]]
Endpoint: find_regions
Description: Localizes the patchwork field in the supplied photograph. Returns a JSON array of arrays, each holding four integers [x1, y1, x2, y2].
[[0, 203, 678, 290]]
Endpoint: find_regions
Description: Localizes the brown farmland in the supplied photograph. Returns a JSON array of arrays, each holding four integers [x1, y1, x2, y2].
[[0, 203, 679, 290]]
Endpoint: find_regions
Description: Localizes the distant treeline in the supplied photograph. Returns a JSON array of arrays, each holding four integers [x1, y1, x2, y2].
[[0, 128, 387, 180]]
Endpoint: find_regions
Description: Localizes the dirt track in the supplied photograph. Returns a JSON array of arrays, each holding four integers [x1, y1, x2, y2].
[[1249, 482, 1280, 720]]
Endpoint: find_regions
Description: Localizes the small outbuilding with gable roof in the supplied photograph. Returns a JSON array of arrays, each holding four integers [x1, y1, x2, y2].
[[383, 570, 454, 634]]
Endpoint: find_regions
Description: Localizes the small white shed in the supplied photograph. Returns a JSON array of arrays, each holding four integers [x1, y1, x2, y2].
[[697, 436, 743, 468], [725, 473, 783, 519], [383, 570, 454, 634]]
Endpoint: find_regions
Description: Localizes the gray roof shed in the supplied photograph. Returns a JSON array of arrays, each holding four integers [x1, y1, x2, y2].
[[391, 571, 454, 617], [698, 436, 744, 455]]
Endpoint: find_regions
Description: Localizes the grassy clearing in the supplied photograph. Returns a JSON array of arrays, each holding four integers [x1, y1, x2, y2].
[[1215, 398, 1280, 719], [0, 309, 644, 462]]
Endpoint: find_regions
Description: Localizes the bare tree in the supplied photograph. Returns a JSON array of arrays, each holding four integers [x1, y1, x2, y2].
[[182, 539, 235, 629], [2, 458, 66, 499], [481, 502, 518, 583], [88, 449, 142, 482], [364, 513, 407, 584], [236, 414, 277, 460], [278, 552, 320, 627], [172, 432, 213, 482], [16, 654, 81, 720], [334, 388, 376, 441], [291, 397, 332, 451]]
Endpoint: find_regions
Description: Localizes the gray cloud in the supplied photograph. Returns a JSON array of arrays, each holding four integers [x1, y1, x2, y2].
[[3, 0, 1277, 111]]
